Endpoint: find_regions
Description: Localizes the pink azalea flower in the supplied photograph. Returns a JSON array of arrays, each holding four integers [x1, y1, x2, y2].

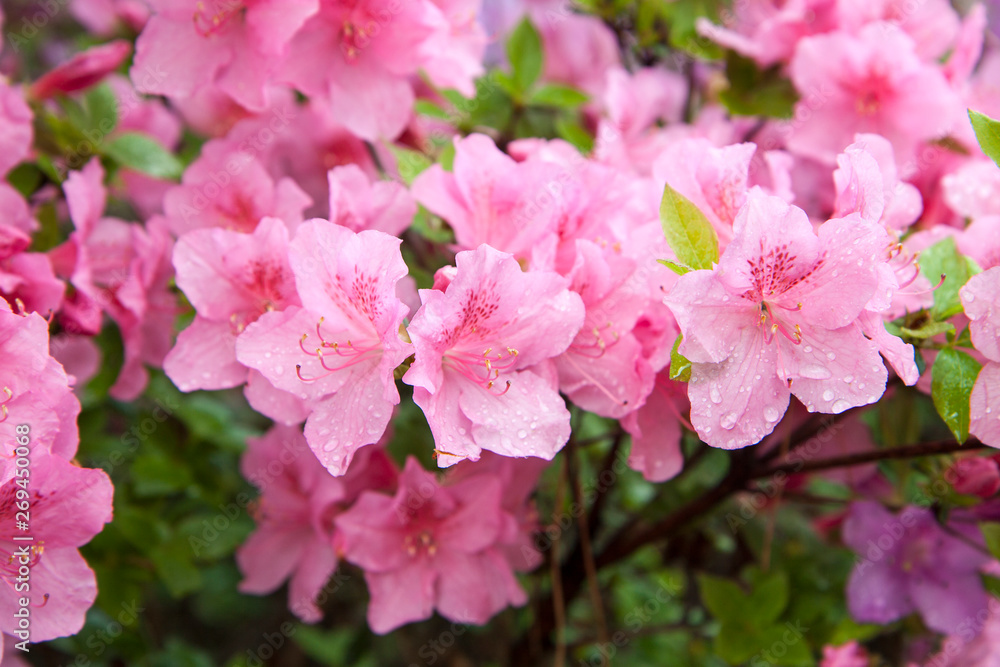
[[412, 134, 564, 263], [335, 457, 518, 633], [31, 40, 132, 100], [236, 220, 412, 475], [327, 165, 415, 237], [843, 501, 990, 634], [664, 189, 892, 449], [132, 0, 319, 111], [537, 12, 619, 96], [820, 641, 869, 667], [0, 449, 113, 644], [653, 138, 758, 250], [788, 24, 962, 165], [403, 244, 584, 467], [51, 161, 176, 400], [237, 424, 396, 623], [446, 451, 548, 573], [163, 137, 312, 237], [835, 0, 961, 61], [0, 299, 80, 468], [942, 159, 1000, 222], [924, 606, 1000, 666], [165, 216, 301, 392], [960, 267, 1000, 447], [553, 240, 655, 419], [949, 456, 1000, 498], [421, 0, 487, 97], [696, 0, 838, 67], [621, 373, 688, 483], [834, 134, 922, 231], [0, 78, 33, 178], [280, 0, 438, 140], [69, 0, 151, 35]]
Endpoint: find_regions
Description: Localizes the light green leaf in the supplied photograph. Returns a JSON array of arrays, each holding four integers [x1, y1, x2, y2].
[[970, 109, 1000, 169], [660, 183, 719, 270], [658, 258, 692, 275], [670, 335, 692, 382], [900, 321, 955, 340], [931, 347, 982, 442], [529, 84, 589, 108], [103, 132, 183, 179]]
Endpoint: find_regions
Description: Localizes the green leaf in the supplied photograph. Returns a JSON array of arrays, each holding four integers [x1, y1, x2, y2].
[[103, 132, 183, 179], [149, 539, 202, 598], [506, 17, 543, 94], [529, 84, 589, 108], [919, 237, 979, 320], [555, 115, 593, 153], [931, 347, 982, 443], [659, 182, 719, 270], [658, 258, 692, 275], [754, 624, 812, 666], [719, 52, 798, 119], [414, 98, 451, 120], [83, 83, 119, 137], [970, 109, 1000, 169], [745, 569, 789, 627], [670, 335, 692, 383], [982, 523, 1000, 560], [385, 144, 432, 186], [698, 574, 749, 626], [900, 320, 955, 339]]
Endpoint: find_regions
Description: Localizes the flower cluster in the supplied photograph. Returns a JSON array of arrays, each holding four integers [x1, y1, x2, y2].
[[6, 0, 1000, 661]]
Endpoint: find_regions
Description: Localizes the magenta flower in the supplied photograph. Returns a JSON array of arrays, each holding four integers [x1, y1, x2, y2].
[[664, 189, 892, 448], [30, 40, 132, 99], [403, 244, 584, 467], [819, 641, 869, 667], [237, 424, 396, 623], [843, 501, 990, 634], [164, 216, 301, 392], [236, 220, 412, 475], [335, 457, 518, 633]]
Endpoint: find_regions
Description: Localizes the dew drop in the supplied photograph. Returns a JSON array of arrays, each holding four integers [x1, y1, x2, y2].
[[965, 292, 975, 303], [709, 386, 723, 404], [274, 365, 284, 376], [822, 389, 835, 401], [764, 406, 780, 422], [843, 375, 853, 383], [799, 365, 832, 380], [826, 352, 836, 360], [720, 413, 737, 430], [517, 429, 528, 439], [264, 352, 272, 358], [803, 345, 813, 353], [458, 427, 467, 435], [831, 399, 851, 414]]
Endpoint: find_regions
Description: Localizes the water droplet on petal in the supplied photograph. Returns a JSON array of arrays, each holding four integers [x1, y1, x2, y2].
[[822, 389, 835, 401], [709, 386, 723, 404], [843, 375, 853, 383], [803, 345, 813, 353], [799, 365, 832, 380], [826, 352, 836, 360], [764, 406, 780, 422], [720, 413, 737, 430], [831, 399, 852, 414], [517, 429, 527, 439]]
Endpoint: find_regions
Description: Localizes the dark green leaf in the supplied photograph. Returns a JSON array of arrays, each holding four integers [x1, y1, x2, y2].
[[919, 237, 979, 320], [931, 347, 981, 442], [719, 52, 798, 119]]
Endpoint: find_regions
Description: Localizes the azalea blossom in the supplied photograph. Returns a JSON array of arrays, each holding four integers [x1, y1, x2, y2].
[[335, 457, 520, 633], [403, 244, 584, 467], [960, 267, 1000, 447], [236, 220, 412, 475], [237, 424, 396, 622], [664, 188, 892, 449]]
